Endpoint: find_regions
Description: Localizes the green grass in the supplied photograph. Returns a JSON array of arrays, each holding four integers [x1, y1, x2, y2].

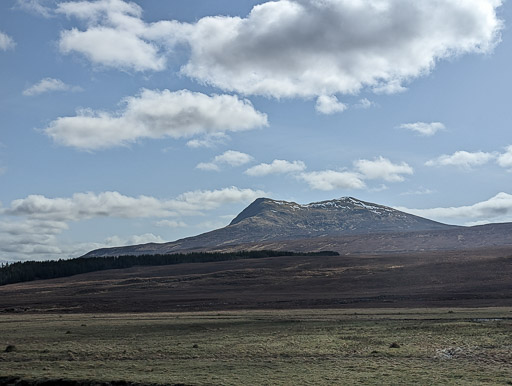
[[1, 308, 511, 385]]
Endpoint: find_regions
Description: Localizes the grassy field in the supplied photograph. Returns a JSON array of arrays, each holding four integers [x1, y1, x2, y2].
[[1, 308, 511, 385]]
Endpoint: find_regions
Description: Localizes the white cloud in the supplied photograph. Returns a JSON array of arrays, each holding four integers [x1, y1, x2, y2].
[[299, 170, 366, 191], [497, 145, 512, 170], [175, 187, 265, 211], [6, 191, 178, 221], [315, 95, 347, 114], [196, 162, 220, 172], [0, 219, 69, 259], [56, 0, 167, 71], [464, 220, 492, 227], [0, 32, 16, 51], [4, 187, 265, 222], [195, 219, 232, 231], [354, 98, 374, 109], [245, 159, 306, 177], [23, 77, 82, 96], [0, 186, 265, 260], [372, 79, 408, 95], [60, 27, 166, 71], [213, 150, 253, 166], [105, 233, 165, 246], [369, 184, 389, 192], [187, 133, 229, 148], [196, 150, 254, 171], [426, 150, 496, 169], [0, 230, 168, 262], [400, 187, 435, 196], [296, 156, 412, 191], [174, 0, 502, 98], [354, 156, 413, 182], [396, 192, 512, 225], [44, 89, 268, 150], [425, 145, 512, 170], [15, 0, 53, 18], [155, 220, 187, 228], [0, 219, 69, 236], [399, 122, 445, 136], [51, 0, 502, 99], [56, 0, 142, 21]]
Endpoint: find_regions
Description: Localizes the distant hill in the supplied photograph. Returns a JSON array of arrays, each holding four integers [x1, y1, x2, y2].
[[3, 246, 512, 312], [0, 250, 338, 286], [84, 197, 459, 257]]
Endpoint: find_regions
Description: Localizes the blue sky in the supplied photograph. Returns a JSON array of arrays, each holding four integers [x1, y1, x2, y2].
[[1, 0, 512, 262]]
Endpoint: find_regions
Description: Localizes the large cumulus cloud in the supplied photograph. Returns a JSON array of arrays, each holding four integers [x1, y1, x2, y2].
[[56, 0, 503, 99], [176, 0, 502, 98]]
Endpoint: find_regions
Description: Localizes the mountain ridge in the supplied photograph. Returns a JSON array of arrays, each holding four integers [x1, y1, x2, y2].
[[84, 196, 460, 257], [229, 196, 452, 232]]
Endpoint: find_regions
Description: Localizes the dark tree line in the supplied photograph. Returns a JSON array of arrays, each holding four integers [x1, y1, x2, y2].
[[0, 250, 339, 286]]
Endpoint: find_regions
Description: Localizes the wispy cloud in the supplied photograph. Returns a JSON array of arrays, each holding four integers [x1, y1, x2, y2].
[[399, 122, 445, 136], [400, 187, 435, 196], [187, 133, 230, 149], [245, 160, 306, 177], [354, 98, 375, 109], [299, 170, 366, 191], [196, 150, 254, 172], [0, 31, 15, 51], [396, 192, 512, 225], [155, 220, 188, 228], [104, 233, 166, 246], [23, 77, 83, 96], [426, 150, 496, 169], [15, 0, 53, 18]]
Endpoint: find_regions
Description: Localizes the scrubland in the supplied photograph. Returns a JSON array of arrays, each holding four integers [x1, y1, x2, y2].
[[1, 308, 511, 385]]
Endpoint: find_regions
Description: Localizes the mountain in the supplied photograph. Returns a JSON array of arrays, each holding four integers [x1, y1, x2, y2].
[[84, 197, 457, 257], [229, 197, 452, 235]]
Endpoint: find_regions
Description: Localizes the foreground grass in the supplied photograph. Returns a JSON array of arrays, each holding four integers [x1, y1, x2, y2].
[[0, 308, 511, 385]]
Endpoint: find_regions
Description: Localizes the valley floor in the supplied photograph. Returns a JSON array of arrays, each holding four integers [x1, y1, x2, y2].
[[1, 308, 511, 385]]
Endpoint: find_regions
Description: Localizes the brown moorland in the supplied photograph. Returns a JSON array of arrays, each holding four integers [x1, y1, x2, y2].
[[1, 246, 511, 313]]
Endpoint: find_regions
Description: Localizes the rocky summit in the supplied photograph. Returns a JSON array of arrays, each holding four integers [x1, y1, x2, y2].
[[229, 197, 452, 236], [84, 197, 455, 257]]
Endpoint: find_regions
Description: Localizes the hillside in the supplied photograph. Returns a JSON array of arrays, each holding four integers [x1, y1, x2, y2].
[[2, 247, 512, 313], [84, 197, 457, 257]]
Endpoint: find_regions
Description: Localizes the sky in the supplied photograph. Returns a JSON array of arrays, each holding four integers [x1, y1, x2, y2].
[[1, 0, 512, 263]]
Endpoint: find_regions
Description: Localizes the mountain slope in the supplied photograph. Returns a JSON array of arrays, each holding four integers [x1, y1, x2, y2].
[[84, 197, 456, 257]]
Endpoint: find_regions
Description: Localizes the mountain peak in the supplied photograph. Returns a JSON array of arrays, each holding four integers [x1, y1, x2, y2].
[[229, 196, 398, 226], [229, 197, 285, 225]]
